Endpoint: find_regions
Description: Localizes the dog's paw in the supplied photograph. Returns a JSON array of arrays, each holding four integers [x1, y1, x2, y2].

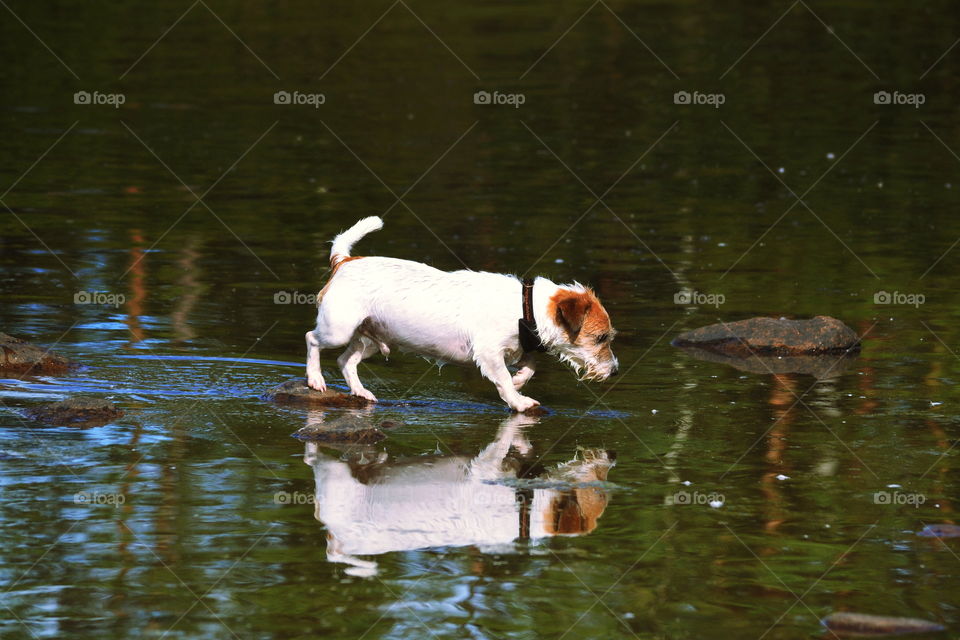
[[510, 396, 540, 413], [307, 374, 326, 392], [352, 388, 378, 402]]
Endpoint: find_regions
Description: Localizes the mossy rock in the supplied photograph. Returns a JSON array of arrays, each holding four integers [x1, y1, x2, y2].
[[293, 414, 388, 445], [24, 397, 123, 427], [672, 316, 860, 356], [262, 379, 372, 408], [0, 332, 78, 374]]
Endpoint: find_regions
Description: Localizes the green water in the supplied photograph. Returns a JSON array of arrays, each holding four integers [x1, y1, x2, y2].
[[2, 1, 960, 638]]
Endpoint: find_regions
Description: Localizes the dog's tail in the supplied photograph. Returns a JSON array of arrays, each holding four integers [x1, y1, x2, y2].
[[330, 216, 383, 268]]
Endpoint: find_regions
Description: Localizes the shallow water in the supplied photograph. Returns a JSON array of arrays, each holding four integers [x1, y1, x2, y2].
[[2, 1, 960, 638]]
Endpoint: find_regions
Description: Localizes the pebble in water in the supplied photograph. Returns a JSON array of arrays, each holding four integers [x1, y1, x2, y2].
[[821, 611, 945, 637], [917, 523, 960, 538]]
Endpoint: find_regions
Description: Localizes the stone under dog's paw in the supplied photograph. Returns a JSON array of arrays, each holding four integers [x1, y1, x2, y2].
[[510, 395, 540, 413], [352, 388, 378, 402], [307, 375, 326, 392]]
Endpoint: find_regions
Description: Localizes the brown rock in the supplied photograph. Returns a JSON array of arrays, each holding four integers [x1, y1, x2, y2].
[[520, 405, 549, 416], [821, 612, 945, 637], [262, 379, 371, 408], [0, 332, 78, 374], [672, 316, 860, 356], [24, 397, 124, 427]]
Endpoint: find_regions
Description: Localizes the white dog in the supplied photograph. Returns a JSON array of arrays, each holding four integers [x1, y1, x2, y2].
[[305, 216, 619, 411]]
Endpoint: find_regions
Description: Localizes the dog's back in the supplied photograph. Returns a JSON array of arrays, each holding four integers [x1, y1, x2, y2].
[[324, 258, 520, 363]]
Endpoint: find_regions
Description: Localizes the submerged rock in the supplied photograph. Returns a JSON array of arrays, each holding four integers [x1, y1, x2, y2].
[[675, 346, 857, 379], [24, 397, 124, 427], [821, 612, 945, 637], [0, 332, 78, 374], [672, 316, 860, 356], [263, 379, 371, 408], [917, 523, 960, 538], [293, 414, 387, 445]]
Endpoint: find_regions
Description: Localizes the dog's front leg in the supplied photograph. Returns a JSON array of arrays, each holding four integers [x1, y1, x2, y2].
[[512, 354, 537, 390], [478, 354, 540, 412]]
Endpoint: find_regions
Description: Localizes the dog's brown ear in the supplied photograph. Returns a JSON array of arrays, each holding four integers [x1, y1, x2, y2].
[[555, 292, 592, 338]]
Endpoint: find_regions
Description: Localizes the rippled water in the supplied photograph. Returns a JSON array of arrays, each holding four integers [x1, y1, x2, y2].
[[2, 1, 960, 638]]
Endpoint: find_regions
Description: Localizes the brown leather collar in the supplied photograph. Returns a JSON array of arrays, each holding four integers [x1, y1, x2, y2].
[[519, 278, 546, 353]]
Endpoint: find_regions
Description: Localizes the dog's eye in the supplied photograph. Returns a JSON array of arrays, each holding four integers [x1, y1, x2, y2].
[[595, 333, 609, 344]]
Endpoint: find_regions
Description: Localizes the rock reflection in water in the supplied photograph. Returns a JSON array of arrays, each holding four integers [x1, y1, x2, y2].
[[675, 346, 858, 380], [302, 413, 615, 576]]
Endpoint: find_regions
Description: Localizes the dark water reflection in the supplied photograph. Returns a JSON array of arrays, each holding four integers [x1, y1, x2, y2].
[[2, 0, 960, 638]]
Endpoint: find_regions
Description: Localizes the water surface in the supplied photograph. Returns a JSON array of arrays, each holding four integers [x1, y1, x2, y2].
[[2, 1, 960, 638]]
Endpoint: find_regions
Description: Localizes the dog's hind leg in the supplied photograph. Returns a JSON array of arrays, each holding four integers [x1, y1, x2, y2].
[[306, 330, 327, 391], [306, 311, 363, 391], [338, 336, 379, 401]]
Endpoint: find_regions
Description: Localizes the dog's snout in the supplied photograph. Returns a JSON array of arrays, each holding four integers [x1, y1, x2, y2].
[[610, 366, 619, 377]]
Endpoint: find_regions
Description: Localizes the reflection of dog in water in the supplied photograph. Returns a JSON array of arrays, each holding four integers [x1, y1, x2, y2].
[[303, 413, 615, 575]]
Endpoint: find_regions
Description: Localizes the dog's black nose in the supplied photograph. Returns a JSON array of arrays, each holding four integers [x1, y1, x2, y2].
[[610, 366, 619, 376]]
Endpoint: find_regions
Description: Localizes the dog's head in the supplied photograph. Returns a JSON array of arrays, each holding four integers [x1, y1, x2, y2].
[[547, 286, 619, 381]]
